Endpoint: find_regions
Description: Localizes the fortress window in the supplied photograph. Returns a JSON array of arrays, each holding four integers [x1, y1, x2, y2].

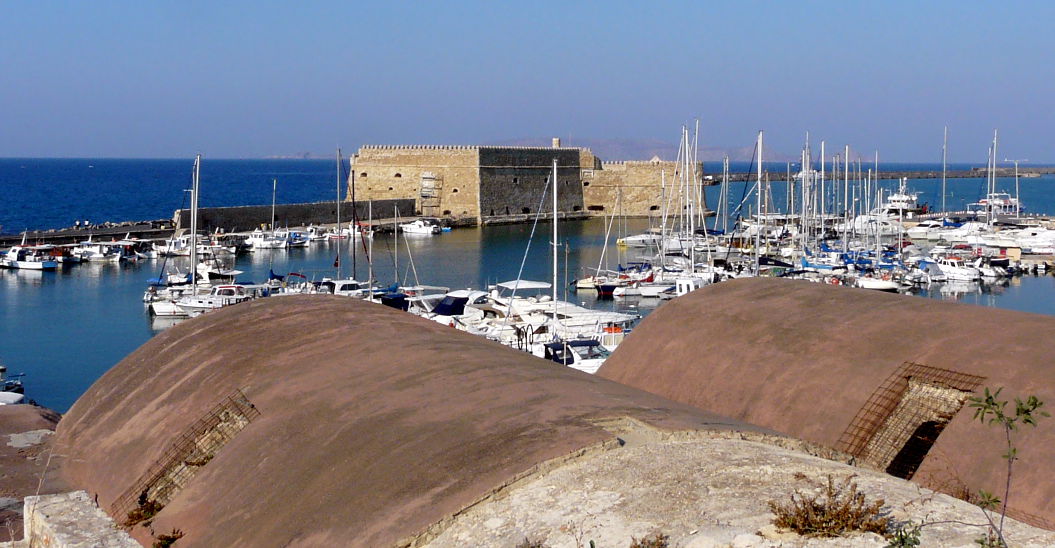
[[573, 206, 582, 212], [587, 205, 605, 212], [512, 177, 519, 185], [649, 205, 660, 211], [388, 187, 394, 191], [522, 207, 530, 214], [394, 173, 402, 178], [360, 172, 368, 178], [443, 210, 451, 216], [582, 182, 590, 187], [452, 188, 459, 193]]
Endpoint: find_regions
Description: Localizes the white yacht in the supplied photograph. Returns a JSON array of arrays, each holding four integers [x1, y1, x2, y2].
[[175, 284, 267, 316], [400, 218, 442, 235]]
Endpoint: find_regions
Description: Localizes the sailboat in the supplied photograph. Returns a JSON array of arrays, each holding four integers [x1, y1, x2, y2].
[[246, 179, 288, 250]]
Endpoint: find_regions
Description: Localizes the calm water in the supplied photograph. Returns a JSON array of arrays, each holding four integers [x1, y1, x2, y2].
[[2, 159, 1055, 411]]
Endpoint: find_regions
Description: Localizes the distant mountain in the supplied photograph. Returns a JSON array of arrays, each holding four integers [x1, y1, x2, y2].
[[487, 137, 794, 163]]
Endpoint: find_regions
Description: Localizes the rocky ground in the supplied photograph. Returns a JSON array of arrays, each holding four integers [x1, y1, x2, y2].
[[0, 405, 64, 543], [423, 434, 1055, 548]]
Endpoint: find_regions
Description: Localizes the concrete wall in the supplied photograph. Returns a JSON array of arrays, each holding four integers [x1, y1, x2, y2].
[[478, 147, 584, 217], [22, 492, 138, 548], [174, 199, 414, 232], [349, 146, 481, 222]]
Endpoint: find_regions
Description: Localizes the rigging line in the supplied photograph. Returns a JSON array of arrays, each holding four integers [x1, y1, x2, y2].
[[723, 140, 760, 262], [154, 172, 193, 284], [503, 173, 552, 327]]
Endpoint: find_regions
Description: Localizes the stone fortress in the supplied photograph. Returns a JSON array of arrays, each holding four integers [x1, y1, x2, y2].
[[345, 138, 715, 224]]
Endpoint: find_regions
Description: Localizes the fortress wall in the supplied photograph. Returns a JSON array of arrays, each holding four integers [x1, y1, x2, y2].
[[349, 146, 481, 221], [584, 160, 711, 217], [478, 148, 584, 217]]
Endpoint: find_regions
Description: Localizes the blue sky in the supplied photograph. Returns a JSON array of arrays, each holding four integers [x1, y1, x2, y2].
[[2, 1, 1052, 161]]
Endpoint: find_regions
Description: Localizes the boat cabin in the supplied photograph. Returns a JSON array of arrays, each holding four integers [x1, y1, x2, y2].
[[543, 339, 611, 366]]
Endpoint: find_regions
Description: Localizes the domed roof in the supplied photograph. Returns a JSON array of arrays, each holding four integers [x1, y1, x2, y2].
[[600, 277, 1055, 528], [55, 296, 763, 546]]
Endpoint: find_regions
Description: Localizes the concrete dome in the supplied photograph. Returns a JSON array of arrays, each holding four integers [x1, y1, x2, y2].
[[600, 277, 1055, 529], [54, 296, 766, 547]]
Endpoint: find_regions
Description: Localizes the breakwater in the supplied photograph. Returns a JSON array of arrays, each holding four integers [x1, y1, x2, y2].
[[172, 199, 415, 233], [721, 167, 1055, 183], [0, 199, 415, 247]]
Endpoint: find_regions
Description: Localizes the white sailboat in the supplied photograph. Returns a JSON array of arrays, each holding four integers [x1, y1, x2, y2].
[[246, 179, 288, 250]]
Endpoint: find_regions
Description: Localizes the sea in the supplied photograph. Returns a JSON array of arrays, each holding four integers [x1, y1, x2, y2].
[[2, 158, 1055, 412]]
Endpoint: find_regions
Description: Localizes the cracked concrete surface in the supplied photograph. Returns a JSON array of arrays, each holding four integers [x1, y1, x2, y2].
[[424, 437, 1055, 548]]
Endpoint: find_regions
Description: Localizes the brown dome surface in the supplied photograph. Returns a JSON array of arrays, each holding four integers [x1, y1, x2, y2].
[[54, 295, 767, 547], [599, 277, 1055, 528]]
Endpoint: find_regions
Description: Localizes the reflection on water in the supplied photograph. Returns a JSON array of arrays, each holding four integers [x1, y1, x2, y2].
[[2, 217, 1054, 412]]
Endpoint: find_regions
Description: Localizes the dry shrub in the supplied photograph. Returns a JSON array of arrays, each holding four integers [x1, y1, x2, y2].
[[768, 475, 889, 537], [515, 537, 547, 548], [153, 528, 184, 548], [629, 532, 670, 548]]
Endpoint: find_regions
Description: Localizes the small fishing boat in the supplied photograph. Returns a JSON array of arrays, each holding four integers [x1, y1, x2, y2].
[[400, 218, 442, 235], [1, 245, 59, 270]]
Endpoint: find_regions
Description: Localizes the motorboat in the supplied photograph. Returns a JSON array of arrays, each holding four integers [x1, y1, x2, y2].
[[536, 338, 611, 375], [175, 284, 268, 316], [906, 220, 945, 240], [400, 218, 442, 235], [246, 228, 287, 250], [928, 256, 981, 282], [1, 245, 59, 270]]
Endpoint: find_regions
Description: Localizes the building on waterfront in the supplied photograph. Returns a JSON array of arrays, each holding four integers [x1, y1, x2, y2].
[[346, 138, 715, 224]]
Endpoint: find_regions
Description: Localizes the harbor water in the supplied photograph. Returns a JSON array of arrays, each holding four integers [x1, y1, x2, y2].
[[2, 159, 1055, 412]]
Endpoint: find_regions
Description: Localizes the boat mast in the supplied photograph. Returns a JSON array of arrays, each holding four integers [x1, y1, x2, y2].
[[190, 154, 200, 294], [754, 130, 763, 274], [941, 126, 948, 213], [335, 150, 342, 279], [270, 178, 277, 235], [367, 200, 373, 288], [551, 157, 559, 326]]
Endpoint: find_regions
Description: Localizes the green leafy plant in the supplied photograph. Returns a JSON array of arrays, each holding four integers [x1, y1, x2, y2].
[[886, 522, 921, 547], [967, 387, 1049, 547], [768, 475, 890, 537]]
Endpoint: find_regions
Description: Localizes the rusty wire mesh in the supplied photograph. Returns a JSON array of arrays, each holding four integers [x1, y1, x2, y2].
[[836, 362, 985, 458], [110, 389, 260, 519]]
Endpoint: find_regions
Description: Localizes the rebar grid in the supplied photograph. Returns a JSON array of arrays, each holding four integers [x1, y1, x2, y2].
[[837, 362, 985, 457]]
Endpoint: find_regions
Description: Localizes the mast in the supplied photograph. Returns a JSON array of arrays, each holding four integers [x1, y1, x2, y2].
[[754, 130, 763, 274], [190, 154, 200, 293], [367, 200, 373, 288], [551, 157, 559, 324], [270, 178, 277, 235], [347, 149, 358, 279], [941, 126, 948, 213], [335, 150, 342, 279]]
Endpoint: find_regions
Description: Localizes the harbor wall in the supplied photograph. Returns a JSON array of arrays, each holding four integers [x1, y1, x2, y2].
[[173, 198, 414, 233]]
